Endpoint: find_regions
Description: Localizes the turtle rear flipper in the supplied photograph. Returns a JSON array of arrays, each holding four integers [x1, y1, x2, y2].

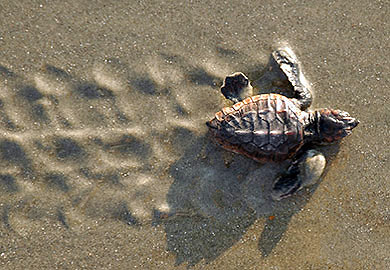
[[221, 72, 253, 103]]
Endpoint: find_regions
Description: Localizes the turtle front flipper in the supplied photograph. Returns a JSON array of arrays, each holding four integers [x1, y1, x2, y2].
[[221, 72, 253, 103], [272, 48, 312, 110], [271, 150, 326, 201]]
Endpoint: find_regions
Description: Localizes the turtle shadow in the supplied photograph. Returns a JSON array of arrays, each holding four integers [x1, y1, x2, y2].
[[155, 134, 258, 266], [156, 126, 340, 265], [257, 143, 339, 256]]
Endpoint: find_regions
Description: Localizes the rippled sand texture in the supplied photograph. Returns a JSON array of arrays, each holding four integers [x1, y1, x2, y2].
[[0, 1, 389, 269]]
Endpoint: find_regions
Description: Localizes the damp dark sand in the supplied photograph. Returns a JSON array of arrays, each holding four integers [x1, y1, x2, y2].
[[0, 1, 389, 269]]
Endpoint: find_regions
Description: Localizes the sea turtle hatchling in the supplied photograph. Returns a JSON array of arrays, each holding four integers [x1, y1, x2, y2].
[[207, 48, 359, 200]]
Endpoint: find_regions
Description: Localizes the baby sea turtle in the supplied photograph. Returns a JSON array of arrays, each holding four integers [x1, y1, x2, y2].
[[207, 48, 359, 200]]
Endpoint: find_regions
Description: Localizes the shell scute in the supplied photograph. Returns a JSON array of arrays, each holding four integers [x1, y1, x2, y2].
[[233, 102, 244, 111], [243, 96, 253, 104], [251, 95, 261, 102], [208, 93, 306, 162], [235, 130, 253, 143], [215, 111, 224, 121], [253, 129, 268, 147], [222, 106, 235, 115]]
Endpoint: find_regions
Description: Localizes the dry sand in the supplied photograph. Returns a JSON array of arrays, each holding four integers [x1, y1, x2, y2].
[[0, 1, 389, 269]]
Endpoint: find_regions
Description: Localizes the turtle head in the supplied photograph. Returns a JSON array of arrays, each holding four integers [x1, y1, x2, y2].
[[316, 109, 359, 144]]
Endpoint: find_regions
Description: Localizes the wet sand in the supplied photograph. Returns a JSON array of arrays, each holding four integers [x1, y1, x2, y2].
[[0, 1, 389, 269]]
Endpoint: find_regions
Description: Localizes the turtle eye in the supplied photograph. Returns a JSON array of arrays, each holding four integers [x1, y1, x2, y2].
[[319, 116, 337, 135], [321, 124, 334, 135]]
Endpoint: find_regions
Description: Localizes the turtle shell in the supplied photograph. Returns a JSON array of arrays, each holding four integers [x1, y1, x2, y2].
[[207, 94, 307, 162]]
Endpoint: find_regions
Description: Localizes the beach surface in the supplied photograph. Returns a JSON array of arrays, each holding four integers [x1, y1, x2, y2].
[[0, 1, 389, 269]]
